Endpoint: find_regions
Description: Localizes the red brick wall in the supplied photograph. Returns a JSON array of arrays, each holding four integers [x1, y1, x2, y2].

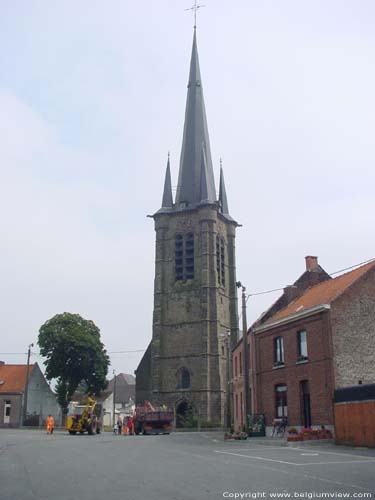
[[232, 342, 250, 430], [254, 311, 335, 427]]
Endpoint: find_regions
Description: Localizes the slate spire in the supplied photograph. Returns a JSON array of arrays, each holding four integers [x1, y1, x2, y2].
[[218, 161, 229, 215], [175, 29, 216, 208], [161, 153, 173, 209], [199, 145, 209, 202]]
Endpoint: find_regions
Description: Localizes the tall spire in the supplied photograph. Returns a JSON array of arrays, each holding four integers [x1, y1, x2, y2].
[[218, 161, 229, 215], [175, 29, 216, 208], [199, 145, 209, 202], [161, 153, 173, 209]]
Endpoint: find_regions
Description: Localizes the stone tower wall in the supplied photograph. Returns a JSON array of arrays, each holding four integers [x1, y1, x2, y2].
[[150, 204, 238, 424]]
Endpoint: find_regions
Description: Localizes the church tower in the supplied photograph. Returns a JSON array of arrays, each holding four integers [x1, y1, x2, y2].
[[136, 29, 239, 426]]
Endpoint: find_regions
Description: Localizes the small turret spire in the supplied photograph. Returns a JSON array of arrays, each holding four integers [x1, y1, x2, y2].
[[218, 161, 229, 215], [161, 154, 173, 209]]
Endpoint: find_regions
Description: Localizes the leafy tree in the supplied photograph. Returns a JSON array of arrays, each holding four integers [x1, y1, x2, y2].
[[38, 312, 110, 414]]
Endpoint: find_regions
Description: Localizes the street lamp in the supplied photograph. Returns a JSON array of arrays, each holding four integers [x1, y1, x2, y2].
[[236, 282, 250, 427], [220, 331, 232, 430], [23, 343, 34, 426]]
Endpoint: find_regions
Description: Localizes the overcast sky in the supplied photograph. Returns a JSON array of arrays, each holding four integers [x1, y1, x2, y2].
[[1, 1, 374, 378]]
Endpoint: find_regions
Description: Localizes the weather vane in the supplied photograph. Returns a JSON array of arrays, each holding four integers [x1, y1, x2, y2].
[[185, 0, 206, 28]]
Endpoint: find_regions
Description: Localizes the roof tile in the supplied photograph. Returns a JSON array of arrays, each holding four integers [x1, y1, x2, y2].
[[266, 260, 375, 324], [0, 364, 35, 393]]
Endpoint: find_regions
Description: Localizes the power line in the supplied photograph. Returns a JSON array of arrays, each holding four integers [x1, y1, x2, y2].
[[329, 257, 375, 276], [0, 348, 146, 356], [244, 256, 375, 299], [2, 258, 373, 354]]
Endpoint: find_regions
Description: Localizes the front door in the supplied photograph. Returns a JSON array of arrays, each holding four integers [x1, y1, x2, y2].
[[300, 381, 311, 427]]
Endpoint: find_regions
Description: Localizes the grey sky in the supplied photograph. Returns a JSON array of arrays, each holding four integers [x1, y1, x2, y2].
[[1, 1, 374, 376]]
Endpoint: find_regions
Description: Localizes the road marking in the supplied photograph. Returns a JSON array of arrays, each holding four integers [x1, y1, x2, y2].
[[215, 450, 298, 465], [288, 447, 375, 460], [213, 452, 374, 493], [215, 450, 375, 467], [301, 453, 319, 456], [295, 460, 375, 466]]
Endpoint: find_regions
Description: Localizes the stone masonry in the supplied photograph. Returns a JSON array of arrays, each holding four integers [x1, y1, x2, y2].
[[150, 205, 238, 424]]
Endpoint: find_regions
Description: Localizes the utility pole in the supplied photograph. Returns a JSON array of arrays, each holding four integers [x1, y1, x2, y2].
[[23, 343, 34, 425], [112, 370, 117, 428], [237, 282, 250, 428], [225, 331, 232, 430]]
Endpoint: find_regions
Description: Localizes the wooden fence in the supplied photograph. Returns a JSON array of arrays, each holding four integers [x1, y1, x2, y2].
[[334, 400, 375, 447]]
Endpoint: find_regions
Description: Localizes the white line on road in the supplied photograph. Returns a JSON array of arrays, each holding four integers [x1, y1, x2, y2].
[[214, 450, 375, 467], [294, 460, 375, 466], [214, 450, 298, 465], [288, 447, 375, 459]]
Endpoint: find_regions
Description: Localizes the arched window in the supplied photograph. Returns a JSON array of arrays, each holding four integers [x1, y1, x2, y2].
[[177, 368, 191, 389], [181, 369, 190, 389]]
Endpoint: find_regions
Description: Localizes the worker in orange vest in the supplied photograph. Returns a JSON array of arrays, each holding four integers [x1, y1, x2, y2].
[[46, 414, 54, 434], [127, 416, 134, 435]]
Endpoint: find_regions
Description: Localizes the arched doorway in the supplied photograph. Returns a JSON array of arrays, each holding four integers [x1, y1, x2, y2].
[[175, 401, 195, 428]]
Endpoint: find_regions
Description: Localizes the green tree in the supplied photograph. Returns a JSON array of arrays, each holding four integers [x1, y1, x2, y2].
[[38, 312, 110, 414]]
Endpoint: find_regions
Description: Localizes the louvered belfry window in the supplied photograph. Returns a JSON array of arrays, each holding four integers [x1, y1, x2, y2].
[[175, 233, 194, 281], [216, 235, 226, 286], [175, 234, 184, 280]]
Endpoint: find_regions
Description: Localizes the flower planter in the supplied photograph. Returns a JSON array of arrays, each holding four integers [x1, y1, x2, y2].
[[287, 436, 302, 442]]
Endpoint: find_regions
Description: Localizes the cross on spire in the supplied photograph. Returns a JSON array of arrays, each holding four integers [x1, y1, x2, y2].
[[185, 0, 206, 29]]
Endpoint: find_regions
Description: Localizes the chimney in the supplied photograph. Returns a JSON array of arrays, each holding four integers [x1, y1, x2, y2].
[[305, 255, 318, 271], [283, 285, 299, 304]]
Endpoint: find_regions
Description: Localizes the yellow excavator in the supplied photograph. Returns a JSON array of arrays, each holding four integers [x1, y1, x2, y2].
[[66, 396, 102, 435]]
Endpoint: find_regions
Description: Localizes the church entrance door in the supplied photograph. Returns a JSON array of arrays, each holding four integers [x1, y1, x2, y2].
[[176, 401, 195, 428]]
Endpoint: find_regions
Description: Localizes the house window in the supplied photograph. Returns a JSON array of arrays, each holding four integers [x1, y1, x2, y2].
[[4, 400, 11, 424], [5, 400, 11, 417], [275, 385, 287, 417], [239, 352, 242, 375], [177, 368, 190, 389], [216, 236, 226, 286], [297, 330, 308, 360], [235, 393, 238, 419], [175, 233, 194, 281], [274, 336, 284, 365], [234, 356, 238, 377]]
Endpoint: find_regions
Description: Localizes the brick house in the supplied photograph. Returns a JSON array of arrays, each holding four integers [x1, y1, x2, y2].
[[0, 362, 61, 427], [232, 257, 375, 434]]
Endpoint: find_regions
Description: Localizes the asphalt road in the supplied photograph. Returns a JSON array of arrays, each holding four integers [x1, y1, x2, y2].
[[1, 429, 375, 500]]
